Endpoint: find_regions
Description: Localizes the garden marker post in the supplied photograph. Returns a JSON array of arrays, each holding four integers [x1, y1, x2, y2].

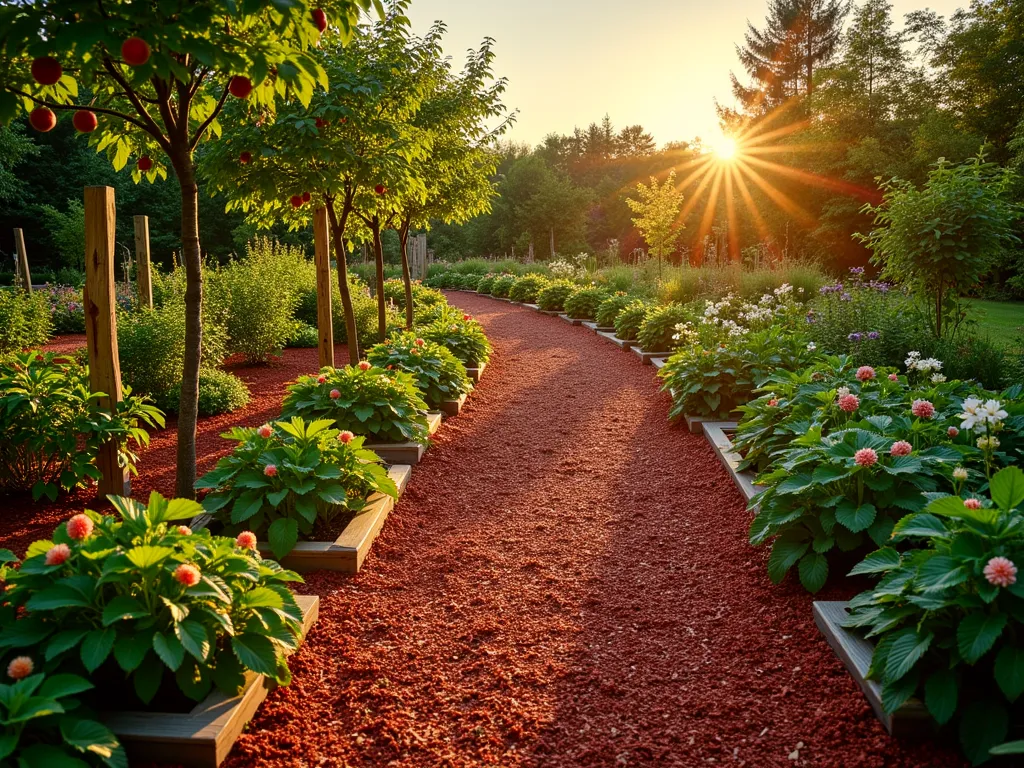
[[313, 206, 335, 369], [13, 228, 30, 292], [133, 215, 153, 309], [83, 186, 129, 498]]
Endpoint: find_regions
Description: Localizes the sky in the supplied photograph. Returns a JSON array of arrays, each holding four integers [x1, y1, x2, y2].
[[405, 0, 967, 149]]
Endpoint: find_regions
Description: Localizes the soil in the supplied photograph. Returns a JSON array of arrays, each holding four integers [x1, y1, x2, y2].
[[3, 298, 967, 767]]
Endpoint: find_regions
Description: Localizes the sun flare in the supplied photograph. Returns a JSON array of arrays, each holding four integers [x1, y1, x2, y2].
[[713, 136, 738, 160]]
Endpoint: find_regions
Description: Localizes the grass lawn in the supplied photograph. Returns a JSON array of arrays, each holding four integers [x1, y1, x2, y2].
[[967, 299, 1024, 349]]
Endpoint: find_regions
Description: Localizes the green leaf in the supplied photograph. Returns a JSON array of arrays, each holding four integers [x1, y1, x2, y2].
[[25, 584, 91, 611], [231, 491, 265, 524], [797, 552, 828, 593], [266, 488, 290, 507], [175, 620, 211, 663], [39, 674, 93, 700], [881, 668, 920, 714], [80, 628, 115, 673], [836, 502, 876, 533], [60, 718, 125, 766], [994, 646, 1024, 702], [44, 629, 89, 661], [990, 466, 1024, 511], [884, 628, 933, 682], [164, 498, 204, 522], [238, 587, 285, 610], [924, 669, 958, 725], [267, 518, 298, 560], [892, 513, 948, 538], [916, 556, 968, 592], [766, 536, 808, 584], [152, 631, 185, 671], [960, 700, 1008, 766], [231, 633, 279, 677], [125, 545, 174, 569], [113, 633, 151, 673], [849, 547, 901, 576], [957, 613, 1008, 664], [133, 654, 164, 704], [102, 595, 149, 626]]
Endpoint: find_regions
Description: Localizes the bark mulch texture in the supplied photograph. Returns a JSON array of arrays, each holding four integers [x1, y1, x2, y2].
[[4, 300, 965, 767]]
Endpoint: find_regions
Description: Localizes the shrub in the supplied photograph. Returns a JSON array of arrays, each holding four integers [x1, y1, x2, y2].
[[637, 303, 691, 352], [0, 289, 51, 356], [536, 280, 576, 312], [381, 279, 447, 310], [613, 301, 651, 340], [564, 287, 609, 320], [295, 277, 397, 356], [40, 284, 86, 333], [475, 274, 497, 295], [155, 368, 250, 417], [281, 364, 430, 444], [367, 331, 471, 408], [489, 274, 517, 298], [509, 274, 549, 304], [657, 269, 703, 305], [288, 323, 320, 348], [0, 493, 307, 707], [419, 308, 492, 366], [844, 466, 1024, 764], [0, 352, 164, 500], [595, 294, 633, 328], [196, 417, 398, 558]]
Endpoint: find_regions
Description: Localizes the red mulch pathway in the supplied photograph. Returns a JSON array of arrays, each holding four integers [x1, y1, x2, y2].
[[3, 297, 965, 767]]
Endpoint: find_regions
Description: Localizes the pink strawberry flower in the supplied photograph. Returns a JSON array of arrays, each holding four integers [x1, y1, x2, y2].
[[177, 526, 192, 536], [854, 447, 878, 467], [462, 314, 471, 321], [338, 430, 355, 444], [856, 366, 876, 382], [174, 563, 201, 587], [329, 389, 341, 399], [911, 399, 935, 419], [838, 393, 860, 413], [963, 498, 982, 510], [264, 464, 278, 477], [66, 514, 94, 541], [888, 373, 899, 382], [257, 424, 273, 439], [236, 531, 258, 550], [358, 361, 371, 371], [984, 556, 1017, 588], [316, 374, 327, 384], [947, 427, 959, 438], [767, 399, 779, 407], [6, 656, 33, 680], [415, 338, 425, 347], [45, 543, 71, 566], [890, 441, 912, 457]]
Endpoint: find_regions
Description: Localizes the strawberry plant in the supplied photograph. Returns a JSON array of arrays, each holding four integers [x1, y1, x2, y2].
[[595, 294, 633, 328], [613, 300, 651, 340], [536, 280, 577, 312], [367, 332, 471, 409], [196, 418, 398, 558], [845, 466, 1024, 765], [508, 274, 549, 304], [419, 309, 493, 367], [564, 287, 610, 320], [0, 351, 164, 500], [281, 364, 430, 444], [0, 493, 306, 708]]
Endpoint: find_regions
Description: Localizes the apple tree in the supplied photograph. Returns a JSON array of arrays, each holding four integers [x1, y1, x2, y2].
[[0, 0, 378, 496]]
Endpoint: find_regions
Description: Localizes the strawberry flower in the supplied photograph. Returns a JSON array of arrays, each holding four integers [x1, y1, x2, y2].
[[66, 514, 94, 540], [173, 563, 201, 587]]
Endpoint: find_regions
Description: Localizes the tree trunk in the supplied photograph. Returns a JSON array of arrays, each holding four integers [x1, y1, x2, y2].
[[549, 227, 555, 257], [169, 146, 203, 499], [326, 200, 360, 365], [371, 217, 387, 343], [398, 221, 414, 330]]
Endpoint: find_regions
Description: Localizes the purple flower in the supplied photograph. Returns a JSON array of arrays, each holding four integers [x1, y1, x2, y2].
[[849, 267, 865, 275], [848, 332, 863, 342], [867, 331, 880, 340], [805, 310, 817, 324], [840, 292, 851, 302]]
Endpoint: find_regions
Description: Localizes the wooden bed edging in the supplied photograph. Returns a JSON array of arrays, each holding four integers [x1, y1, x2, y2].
[[104, 595, 320, 768], [465, 362, 486, 383], [559, 314, 584, 325], [582, 321, 615, 332], [523, 303, 540, 310], [701, 421, 762, 503], [632, 346, 669, 365], [595, 330, 636, 349], [364, 412, 442, 465], [538, 308, 561, 316], [651, 357, 668, 370], [439, 391, 469, 417], [813, 602, 933, 738]]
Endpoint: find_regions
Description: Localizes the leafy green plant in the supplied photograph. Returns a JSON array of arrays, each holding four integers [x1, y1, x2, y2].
[[367, 332, 471, 409], [287, 323, 320, 349], [475, 274, 497, 294], [155, 368, 250, 418], [508, 274, 549, 304], [564, 286, 609, 320], [613, 300, 651, 340], [844, 466, 1024, 765], [0, 290, 51, 357], [381, 279, 446, 310], [196, 418, 398, 558], [456, 273, 482, 291], [595, 294, 633, 328], [281, 364, 430, 444], [637, 303, 691, 352], [536, 280, 577, 312], [0, 493, 306, 708], [0, 352, 164, 500], [489, 274, 517, 298], [419, 309, 492, 366]]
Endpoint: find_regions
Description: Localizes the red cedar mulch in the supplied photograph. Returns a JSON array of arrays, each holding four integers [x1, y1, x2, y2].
[[4, 298, 964, 768]]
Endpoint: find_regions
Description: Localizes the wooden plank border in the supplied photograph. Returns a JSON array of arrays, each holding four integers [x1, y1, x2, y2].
[[631, 346, 669, 365], [104, 595, 320, 767], [439, 391, 468, 418], [466, 362, 486, 383], [595, 330, 635, 349], [812, 601, 932, 737], [701, 421, 763, 504], [364, 412, 441, 466], [582, 321, 614, 332], [559, 314, 584, 325]]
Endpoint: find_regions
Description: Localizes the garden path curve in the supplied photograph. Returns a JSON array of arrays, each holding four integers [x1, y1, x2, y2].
[[219, 293, 965, 768]]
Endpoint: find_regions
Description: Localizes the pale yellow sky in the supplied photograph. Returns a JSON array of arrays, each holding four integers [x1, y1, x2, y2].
[[406, 0, 967, 147]]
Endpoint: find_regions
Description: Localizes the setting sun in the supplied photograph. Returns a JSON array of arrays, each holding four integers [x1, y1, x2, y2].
[[713, 136, 738, 160]]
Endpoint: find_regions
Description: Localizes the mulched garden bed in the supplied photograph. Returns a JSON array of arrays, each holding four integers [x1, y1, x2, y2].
[[2, 302, 966, 767]]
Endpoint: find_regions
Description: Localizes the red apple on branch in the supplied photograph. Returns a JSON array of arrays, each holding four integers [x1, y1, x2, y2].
[[229, 76, 253, 99], [312, 9, 328, 32], [290, 195, 303, 208], [239, 151, 252, 164], [29, 107, 56, 132], [374, 184, 386, 195], [137, 155, 153, 171], [302, 191, 311, 202], [31, 56, 62, 85], [121, 37, 151, 66], [72, 110, 98, 133]]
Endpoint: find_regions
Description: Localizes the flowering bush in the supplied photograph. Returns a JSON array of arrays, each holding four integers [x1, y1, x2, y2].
[[0, 352, 164, 500], [196, 418, 398, 558], [613, 301, 651, 341], [595, 294, 633, 329], [637, 303, 691, 352], [419, 309, 493, 367], [488, 274, 517, 298], [0, 493, 306, 708], [381, 279, 446, 310], [456, 273, 482, 290], [475, 274, 496, 295], [508, 274, 549, 304], [281, 364, 430, 444], [367, 331, 471, 409], [844, 466, 1024, 764], [548, 256, 586, 280], [0, 289, 51, 357], [536, 280, 577, 312], [563, 287, 610, 320]]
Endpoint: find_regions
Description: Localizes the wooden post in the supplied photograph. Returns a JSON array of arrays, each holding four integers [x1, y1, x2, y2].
[[13, 228, 30, 292], [133, 215, 153, 309], [83, 187, 129, 498], [313, 207, 334, 369]]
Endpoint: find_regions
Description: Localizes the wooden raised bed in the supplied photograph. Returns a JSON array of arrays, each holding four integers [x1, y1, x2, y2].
[[439, 391, 468, 417], [538, 308, 562, 316], [104, 595, 320, 768], [257, 464, 412, 572], [651, 357, 668, 370], [582, 321, 614, 332], [701, 422, 762, 503], [523, 303, 540, 310], [364, 412, 441, 465], [559, 314, 584, 326], [813, 602, 932, 737], [596, 330, 635, 349], [632, 346, 669, 365], [465, 362, 486, 383]]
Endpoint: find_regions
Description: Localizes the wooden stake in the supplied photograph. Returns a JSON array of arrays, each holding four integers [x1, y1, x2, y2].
[[13, 228, 30, 292], [133, 215, 153, 309], [313, 207, 334, 369], [83, 186, 129, 498]]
